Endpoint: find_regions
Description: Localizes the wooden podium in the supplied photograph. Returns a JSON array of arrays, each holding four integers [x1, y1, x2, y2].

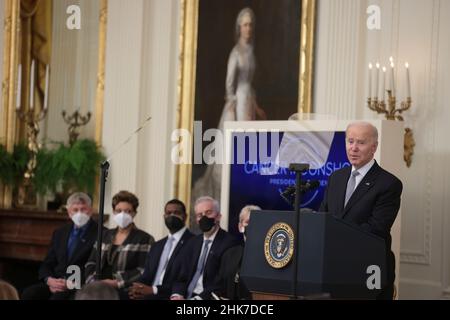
[[240, 210, 387, 299]]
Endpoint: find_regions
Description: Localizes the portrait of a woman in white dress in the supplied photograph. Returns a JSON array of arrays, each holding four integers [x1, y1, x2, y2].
[[192, 7, 267, 217], [190, 1, 303, 230], [219, 7, 266, 128]]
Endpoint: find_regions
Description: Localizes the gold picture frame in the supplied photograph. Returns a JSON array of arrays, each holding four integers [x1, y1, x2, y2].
[[174, 0, 317, 214], [0, 0, 108, 208]]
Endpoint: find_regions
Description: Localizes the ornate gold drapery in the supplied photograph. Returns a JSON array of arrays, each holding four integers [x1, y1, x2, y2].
[[18, 0, 52, 138], [0, 0, 52, 207]]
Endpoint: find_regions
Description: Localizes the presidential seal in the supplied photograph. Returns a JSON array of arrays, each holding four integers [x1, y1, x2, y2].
[[264, 222, 295, 269]]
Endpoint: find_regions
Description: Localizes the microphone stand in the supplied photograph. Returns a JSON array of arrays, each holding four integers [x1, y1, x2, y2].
[[95, 160, 110, 280], [289, 163, 309, 300]]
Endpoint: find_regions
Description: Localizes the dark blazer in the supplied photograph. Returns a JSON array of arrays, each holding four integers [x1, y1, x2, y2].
[[139, 228, 194, 299], [320, 160, 402, 284], [217, 244, 251, 300], [38, 219, 98, 282], [85, 226, 154, 289], [172, 228, 241, 300]]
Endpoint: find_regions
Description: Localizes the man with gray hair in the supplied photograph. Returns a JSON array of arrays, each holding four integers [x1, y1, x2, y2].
[[320, 121, 403, 299], [171, 196, 241, 300], [22, 192, 99, 300]]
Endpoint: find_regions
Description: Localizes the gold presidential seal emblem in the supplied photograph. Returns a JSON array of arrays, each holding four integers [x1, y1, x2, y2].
[[264, 222, 295, 269]]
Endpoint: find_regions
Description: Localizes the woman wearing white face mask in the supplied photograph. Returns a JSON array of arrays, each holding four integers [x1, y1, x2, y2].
[[85, 191, 154, 296]]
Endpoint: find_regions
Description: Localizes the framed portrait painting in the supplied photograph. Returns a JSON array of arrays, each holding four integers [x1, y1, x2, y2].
[[175, 0, 316, 226]]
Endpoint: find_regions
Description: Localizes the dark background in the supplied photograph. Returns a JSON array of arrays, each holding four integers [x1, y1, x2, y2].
[[193, 0, 302, 185], [195, 0, 301, 130]]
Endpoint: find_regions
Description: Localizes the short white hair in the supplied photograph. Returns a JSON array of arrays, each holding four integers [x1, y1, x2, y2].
[[235, 7, 255, 43], [66, 192, 92, 207], [346, 121, 378, 143], [194, 196, 220, 213], [239, 205, 261, 222]]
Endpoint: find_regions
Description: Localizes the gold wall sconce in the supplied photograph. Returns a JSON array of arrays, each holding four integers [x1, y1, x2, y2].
[[367, 58, 415, 168]]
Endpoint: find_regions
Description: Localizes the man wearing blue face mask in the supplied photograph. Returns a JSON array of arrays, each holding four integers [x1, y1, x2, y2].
[[128, 199, 194, 300], [21, 192, 98, 300], [170, 196, 241, 300]]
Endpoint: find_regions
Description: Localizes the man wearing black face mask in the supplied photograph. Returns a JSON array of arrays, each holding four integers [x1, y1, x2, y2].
[[170, 196, 241, 300], [128, 199, 193, 300]]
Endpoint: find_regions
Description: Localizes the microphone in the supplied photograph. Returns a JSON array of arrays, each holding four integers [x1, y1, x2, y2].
[[96, 115, 152, 280], [280, 180, 320, 206], [300, 180, 320, 192]]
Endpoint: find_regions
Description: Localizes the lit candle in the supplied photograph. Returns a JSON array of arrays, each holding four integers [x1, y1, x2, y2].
[[382, 67, 386, 101], [43, 65, 50, 110], [375, 63, 380, 99], [389, 57, 395, 97], [29, 60, 35, 109], [405, 62, 411, 98], [16, 64, 22, 109], [368, 63, 373, 98]]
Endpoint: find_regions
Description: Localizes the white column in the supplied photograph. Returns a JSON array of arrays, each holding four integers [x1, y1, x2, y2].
[[102, 0, 180, 240], [102, 0, 145, 226]]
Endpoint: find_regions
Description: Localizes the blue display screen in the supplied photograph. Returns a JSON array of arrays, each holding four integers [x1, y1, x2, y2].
[[227, 131, 350, 234]]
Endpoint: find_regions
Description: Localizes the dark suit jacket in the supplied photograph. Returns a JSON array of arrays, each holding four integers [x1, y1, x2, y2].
[[217, 244, 251, 300], [139, 228, 194, 299], [320, 160, 403, 283], [38, 219, 98, 282], [172, 228, 241, 300]]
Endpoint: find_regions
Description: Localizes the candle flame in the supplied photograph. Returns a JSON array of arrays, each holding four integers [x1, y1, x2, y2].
[[382, 67, 386, 72], [405, 62, 409, 68]]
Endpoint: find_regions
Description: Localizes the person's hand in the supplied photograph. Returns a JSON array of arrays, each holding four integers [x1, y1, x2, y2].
[[47, 277, 67, 293], [101, 279, 119, 288], [128, 282, 153, 300], [170, 294, 185, 300]]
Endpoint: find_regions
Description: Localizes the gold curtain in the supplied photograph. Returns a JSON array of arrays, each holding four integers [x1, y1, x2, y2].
[[18, 0, 52, 139], [0, 0, 52, 208]]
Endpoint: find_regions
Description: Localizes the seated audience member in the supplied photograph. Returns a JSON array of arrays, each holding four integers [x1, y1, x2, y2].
[[0, 280, 19, 300], [21, 193, 98, 300], [85, 190, 154, 293], [75, 282, 119, 300], [170, 196, 241, 300], [217, 205, 260, 300], [129, 199, 194, 300]]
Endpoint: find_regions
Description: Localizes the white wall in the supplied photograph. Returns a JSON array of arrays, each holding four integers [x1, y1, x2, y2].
[[43, 0, 99, 144], [314, 0, 450, 299], [102, 0, 179, 240]]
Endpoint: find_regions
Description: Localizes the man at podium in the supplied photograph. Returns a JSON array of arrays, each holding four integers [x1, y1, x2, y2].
[[320, 121, 403, 300]]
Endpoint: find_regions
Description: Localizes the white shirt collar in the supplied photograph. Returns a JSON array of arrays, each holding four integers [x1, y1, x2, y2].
[[169, 226, 187, 242], [352, 159, 375, 178], [203, 226, 220, 242]]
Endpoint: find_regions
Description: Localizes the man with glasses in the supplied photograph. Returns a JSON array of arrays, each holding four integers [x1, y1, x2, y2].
[[320, 121, 403, 300], [170, 196, 241, 300]]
